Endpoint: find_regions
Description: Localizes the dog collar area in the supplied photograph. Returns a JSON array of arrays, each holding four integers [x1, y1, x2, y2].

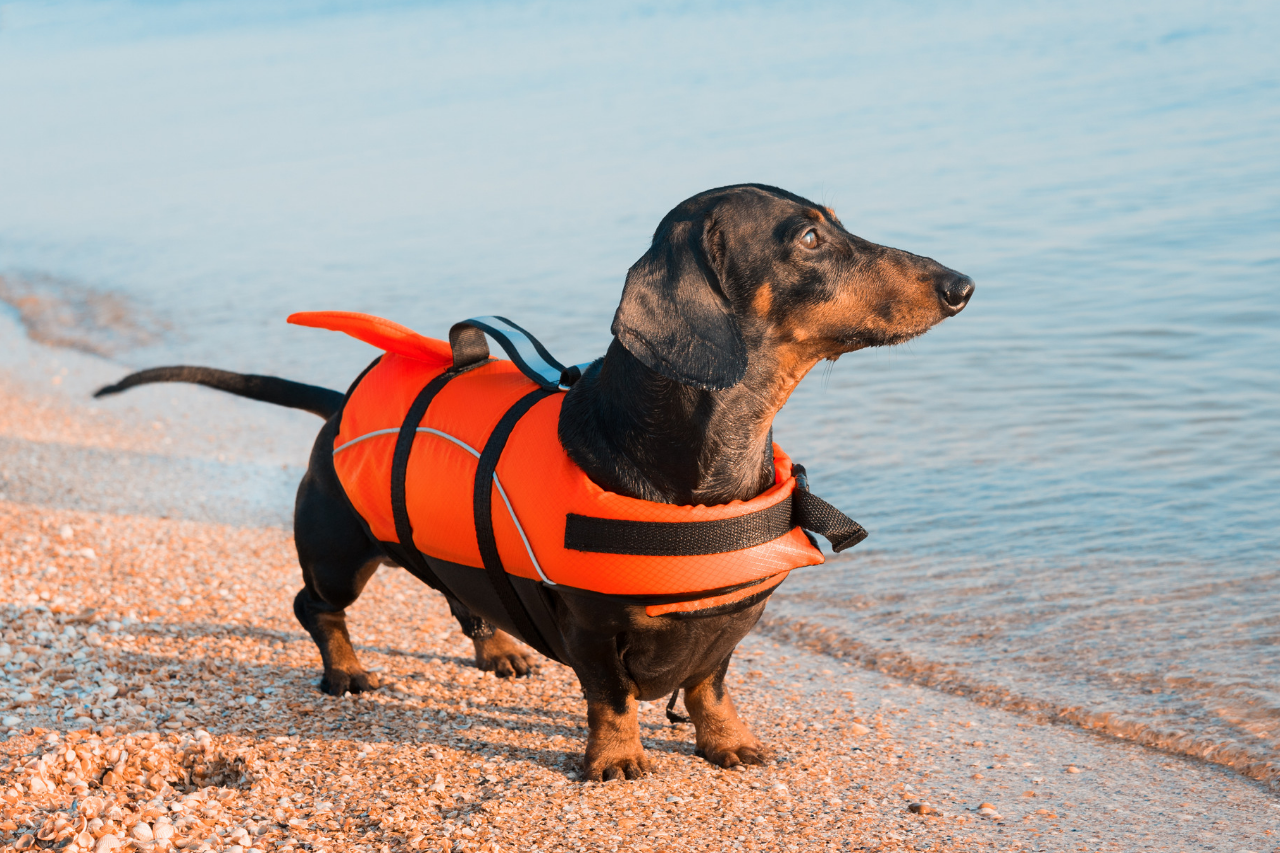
[[291, 310, 866, 663]]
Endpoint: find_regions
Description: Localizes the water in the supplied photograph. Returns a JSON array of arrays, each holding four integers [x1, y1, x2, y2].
[[2, 1, 1278, 784]]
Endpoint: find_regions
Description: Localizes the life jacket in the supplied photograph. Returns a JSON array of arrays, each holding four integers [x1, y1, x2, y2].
[[289, 311, 866, 663]]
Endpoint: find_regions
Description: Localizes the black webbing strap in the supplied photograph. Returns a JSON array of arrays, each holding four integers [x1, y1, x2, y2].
[[565, 500, 794, 556], [791, 489, 868, 551], [564, 462, 867, 556], [790, 462, 867, 551], [665, 689, 689, 724], [389, 371, 462, 592], [474, 388, 561, 662]]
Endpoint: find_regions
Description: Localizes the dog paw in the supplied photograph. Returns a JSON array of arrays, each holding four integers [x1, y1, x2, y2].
[[319, 669, 380, 696], [473, 632, 536, 678], [585, 747, 653, 782], [697, 739, 773, 769]]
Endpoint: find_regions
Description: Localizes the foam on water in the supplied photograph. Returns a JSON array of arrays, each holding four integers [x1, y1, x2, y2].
[[1, 0, 1277, 783]]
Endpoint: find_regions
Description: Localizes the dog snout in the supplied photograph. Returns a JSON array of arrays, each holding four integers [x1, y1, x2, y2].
[[935, 272, 974, 316]]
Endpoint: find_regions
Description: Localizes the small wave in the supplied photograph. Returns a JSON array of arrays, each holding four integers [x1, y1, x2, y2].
[[756, 612, 1280, 790], [0, 272, 168, 358]]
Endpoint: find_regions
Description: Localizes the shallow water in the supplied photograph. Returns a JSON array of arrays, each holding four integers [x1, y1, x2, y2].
[[2, 1, 1278, 783]]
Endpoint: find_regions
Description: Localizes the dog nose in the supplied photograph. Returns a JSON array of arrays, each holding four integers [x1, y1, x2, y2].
[[936, 273, 974, 316]]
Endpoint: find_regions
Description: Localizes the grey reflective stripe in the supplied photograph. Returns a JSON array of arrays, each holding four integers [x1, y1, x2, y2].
[[332, 427, 553, 585], [332, 427, 399, 455], [469, 315, 564, 388]]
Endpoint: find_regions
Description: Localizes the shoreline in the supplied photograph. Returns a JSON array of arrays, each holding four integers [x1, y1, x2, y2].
[[2, 331, 1278, 851]]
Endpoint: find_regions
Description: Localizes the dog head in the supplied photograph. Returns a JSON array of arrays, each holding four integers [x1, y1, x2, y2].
[[612, 184, 974, 390]]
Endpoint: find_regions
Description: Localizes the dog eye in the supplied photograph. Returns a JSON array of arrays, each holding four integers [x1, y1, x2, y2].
[[800, 229, 819, 249]]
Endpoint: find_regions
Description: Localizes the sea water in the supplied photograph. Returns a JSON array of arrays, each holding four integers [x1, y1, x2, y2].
[[1, 0, 1277, 783]]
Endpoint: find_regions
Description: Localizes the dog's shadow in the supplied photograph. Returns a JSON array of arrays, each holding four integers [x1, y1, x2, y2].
[[116, 621, 701, 781]]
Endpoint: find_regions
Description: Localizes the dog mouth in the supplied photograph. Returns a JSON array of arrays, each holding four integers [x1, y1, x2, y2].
[[836, 324, 932, 351]]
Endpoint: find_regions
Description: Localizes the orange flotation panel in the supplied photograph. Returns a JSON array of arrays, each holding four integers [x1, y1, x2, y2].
[[289, 311, 864, 621]]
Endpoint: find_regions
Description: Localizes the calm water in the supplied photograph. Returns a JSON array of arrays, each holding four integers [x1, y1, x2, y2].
[[2, 1, 1278, 783]]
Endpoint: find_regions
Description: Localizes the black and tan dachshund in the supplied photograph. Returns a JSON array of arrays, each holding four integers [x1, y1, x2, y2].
[[96, 184, 973, 781]]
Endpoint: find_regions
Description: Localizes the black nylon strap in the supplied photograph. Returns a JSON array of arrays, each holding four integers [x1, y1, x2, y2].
[[789, 463, 867, 552], [565, 499, 794, 556], [564, 463, 867, 556], [474, 388, 561, 662], [389, 371, 462, 592], [791, 488, 867, 552]]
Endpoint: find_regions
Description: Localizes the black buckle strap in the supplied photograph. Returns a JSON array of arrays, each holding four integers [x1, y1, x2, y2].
[[564, 462, 866, 556], [790, 464, 868, 552], [474, 388, 562, 663], [389, 370, 465, 594]]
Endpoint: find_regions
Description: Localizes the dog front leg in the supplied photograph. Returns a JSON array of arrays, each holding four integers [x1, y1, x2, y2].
[[684, 655, 772, 768], [568, 635, 652, 781]]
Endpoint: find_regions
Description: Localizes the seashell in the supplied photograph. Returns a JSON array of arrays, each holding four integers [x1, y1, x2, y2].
[[13, 833, 36, 850], [26, 776, 48, 794], [130, 821, 154, 841], [74, 830, 94, 849], [94, 835, 123, 853]]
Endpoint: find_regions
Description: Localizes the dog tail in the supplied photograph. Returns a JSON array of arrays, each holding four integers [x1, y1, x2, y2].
[[94, 366, 345, 419]]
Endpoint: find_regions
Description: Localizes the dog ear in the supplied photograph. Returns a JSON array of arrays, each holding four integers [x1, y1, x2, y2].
[[611, 212, 747, 390]]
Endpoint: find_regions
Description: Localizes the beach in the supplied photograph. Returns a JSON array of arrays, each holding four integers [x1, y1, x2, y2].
[[3, 322, 1277, 853]]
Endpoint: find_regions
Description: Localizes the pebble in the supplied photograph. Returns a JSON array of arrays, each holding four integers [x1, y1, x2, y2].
[[908, 802, 940, 815], [977, 802, 1002, 820]]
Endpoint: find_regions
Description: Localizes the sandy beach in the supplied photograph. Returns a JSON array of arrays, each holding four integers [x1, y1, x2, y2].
[[2, 326, 1278, 853]]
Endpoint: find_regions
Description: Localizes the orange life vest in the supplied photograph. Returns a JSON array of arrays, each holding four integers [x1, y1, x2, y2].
[[289, 311, 865, 654]]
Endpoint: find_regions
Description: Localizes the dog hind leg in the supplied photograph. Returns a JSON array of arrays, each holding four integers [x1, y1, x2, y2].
[[293, 579, 380, 695], [293, 440, 387, 695]]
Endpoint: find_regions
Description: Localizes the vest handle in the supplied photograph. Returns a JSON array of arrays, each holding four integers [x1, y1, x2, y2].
[[449, 316, 590, 391]]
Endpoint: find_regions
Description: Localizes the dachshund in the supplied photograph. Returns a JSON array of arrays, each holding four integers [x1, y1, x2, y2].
[[95, 184, 973, 781]]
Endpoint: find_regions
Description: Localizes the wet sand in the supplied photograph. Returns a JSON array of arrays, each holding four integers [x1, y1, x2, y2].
[[2, 328, 1277, 851]]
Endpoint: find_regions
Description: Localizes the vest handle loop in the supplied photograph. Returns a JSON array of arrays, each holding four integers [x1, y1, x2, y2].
[[450, 316, 586, 391]]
